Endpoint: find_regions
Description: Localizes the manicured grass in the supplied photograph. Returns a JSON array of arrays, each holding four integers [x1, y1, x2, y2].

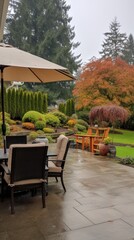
[[116, 146, 134, 158], [109, 129, 134, 145], [109, 129, 134, 158]]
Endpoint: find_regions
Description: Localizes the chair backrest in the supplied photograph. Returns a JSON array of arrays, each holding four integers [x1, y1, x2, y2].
[[87, 127, 99, 135], [6, 135, 27, 148], [94, 127, 110, 143], [55, 134, 70, 167], [8, 143, 48, 183], [103, 127, 110, 138]]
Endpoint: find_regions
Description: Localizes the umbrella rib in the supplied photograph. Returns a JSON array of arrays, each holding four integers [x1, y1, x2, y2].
[[29, 68, 44, 83], [29, 68, 75, 82], [56, 69, 75, 80]]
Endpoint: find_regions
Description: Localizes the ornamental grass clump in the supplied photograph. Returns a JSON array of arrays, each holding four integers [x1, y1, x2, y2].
[[103, 137, 112, 145]]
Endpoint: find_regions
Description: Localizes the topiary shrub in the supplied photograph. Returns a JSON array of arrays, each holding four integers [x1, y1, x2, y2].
[[35, 120, 46, 130], [76, 110, 89, 123], [28, 131, 39, 140], [36, 130, 45, 135], [77, 119, 89, 129], [7, 119, 16, 125], [0, 112, 10, 121], [43, 127, 55, 133], [45, 135, 55, 143], [44, 113, 60, 127], [71, 113, 78, 119], [22, 122, 35, 130], [22, 111, 46, 124], [53, 111, 67, 125], [67, 119, 77, 127], [10, 125, 22, 132], [75, 123, 86, 132], [0, 112, 15, 125]]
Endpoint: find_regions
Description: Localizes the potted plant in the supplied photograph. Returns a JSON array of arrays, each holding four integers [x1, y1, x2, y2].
[[99, 137, 112, 156]]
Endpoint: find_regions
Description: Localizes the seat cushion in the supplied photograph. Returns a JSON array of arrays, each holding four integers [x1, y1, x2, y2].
[[48, 161, 62, 173], [4, 173, 46, 186], [55, 135, 68, 167]]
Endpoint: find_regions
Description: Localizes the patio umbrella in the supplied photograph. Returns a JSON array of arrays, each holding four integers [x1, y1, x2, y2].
[[0, 43, 75, 152]]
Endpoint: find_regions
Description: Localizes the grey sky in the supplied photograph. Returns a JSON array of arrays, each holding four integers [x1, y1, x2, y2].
[[65, 0, 134, 64]]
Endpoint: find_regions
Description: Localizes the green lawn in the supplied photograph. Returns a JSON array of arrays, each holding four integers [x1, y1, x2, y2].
[[116, 146, 134, 158], [109, 129, 134, 145], [109, 129, 134, 158]]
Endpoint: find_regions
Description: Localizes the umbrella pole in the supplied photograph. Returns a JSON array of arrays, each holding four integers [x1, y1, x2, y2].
[[1, 67, 6, 153]]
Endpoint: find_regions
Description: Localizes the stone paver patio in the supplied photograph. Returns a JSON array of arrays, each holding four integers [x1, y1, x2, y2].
[[1, 145, 134, 240]]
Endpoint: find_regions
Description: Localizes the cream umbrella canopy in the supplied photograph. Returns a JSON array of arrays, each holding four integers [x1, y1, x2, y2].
[[0, 43, 75, 152]]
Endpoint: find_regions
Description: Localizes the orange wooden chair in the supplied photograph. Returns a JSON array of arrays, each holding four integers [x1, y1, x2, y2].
[[93, 128, 110, 154], [75, 127, 99, 150]]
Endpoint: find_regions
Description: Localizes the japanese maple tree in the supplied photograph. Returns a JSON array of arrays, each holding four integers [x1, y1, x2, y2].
[[73, 57, 134, 112], [89, 105, 128, 126]]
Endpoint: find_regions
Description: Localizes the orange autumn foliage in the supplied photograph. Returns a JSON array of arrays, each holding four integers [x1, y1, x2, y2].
[[73, 58, 134, 112]]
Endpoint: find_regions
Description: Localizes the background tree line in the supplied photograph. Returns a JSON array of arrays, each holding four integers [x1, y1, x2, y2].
[[3, 1, 134, 129], [0, 87, 76, 119], [0, 88, 48, 119], [73, 18, 134, 129], [100, 17, 134, 64], [4, 0, 81, 103]]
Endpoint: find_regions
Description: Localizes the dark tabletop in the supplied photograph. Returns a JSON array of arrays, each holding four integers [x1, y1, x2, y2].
[[0, 149, 9, 163]]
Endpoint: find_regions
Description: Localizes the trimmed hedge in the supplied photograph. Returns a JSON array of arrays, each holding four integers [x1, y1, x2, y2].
[[44, 113, 60, 127], [22, 111, 46, 124], [35, 120, 46, 130]]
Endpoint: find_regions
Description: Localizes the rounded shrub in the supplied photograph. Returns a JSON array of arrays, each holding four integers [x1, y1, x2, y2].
[[22, 122, 35, 130], [45, 135, 54, 143], [0, 121, 10, 135], [76, 110, 89, 123], [71, 113, 78, 119], [36, 130, 45, 135], [43, 127, 55, 133], [67, 119, 77, 127], [35, 120, 46, 130], [0, 112, 14, 125], [28, 131, 39, 140], [7, 119, 16, 125], [75, 123, 86, 132], [44, 113, 60, 127], [77, 119, 89, 129], [53, 111, 67, 125], [22, 111, 46, 124]]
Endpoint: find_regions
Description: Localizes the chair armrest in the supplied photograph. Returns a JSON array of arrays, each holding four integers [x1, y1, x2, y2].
[[45, 165, 49, 170], [1, 163, 11, 175], [48, 159, 64, 162], [47, 153, 57, 157]]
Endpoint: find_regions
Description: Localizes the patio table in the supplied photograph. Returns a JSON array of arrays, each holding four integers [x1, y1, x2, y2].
[[0, 149, 8, 164]]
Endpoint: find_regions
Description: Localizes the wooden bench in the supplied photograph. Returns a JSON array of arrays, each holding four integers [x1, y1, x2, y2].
[[75, 127, 100, 151], [75, 127, 110, 152]]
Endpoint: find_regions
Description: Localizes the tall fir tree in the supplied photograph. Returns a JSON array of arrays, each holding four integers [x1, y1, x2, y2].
[[99, 18, 127, 60], [4, 0, 81, 100], [123, 34, 134, 65]]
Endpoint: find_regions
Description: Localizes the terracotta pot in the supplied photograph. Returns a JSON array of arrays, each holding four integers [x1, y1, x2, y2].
[[99, 143, 109, 156]]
